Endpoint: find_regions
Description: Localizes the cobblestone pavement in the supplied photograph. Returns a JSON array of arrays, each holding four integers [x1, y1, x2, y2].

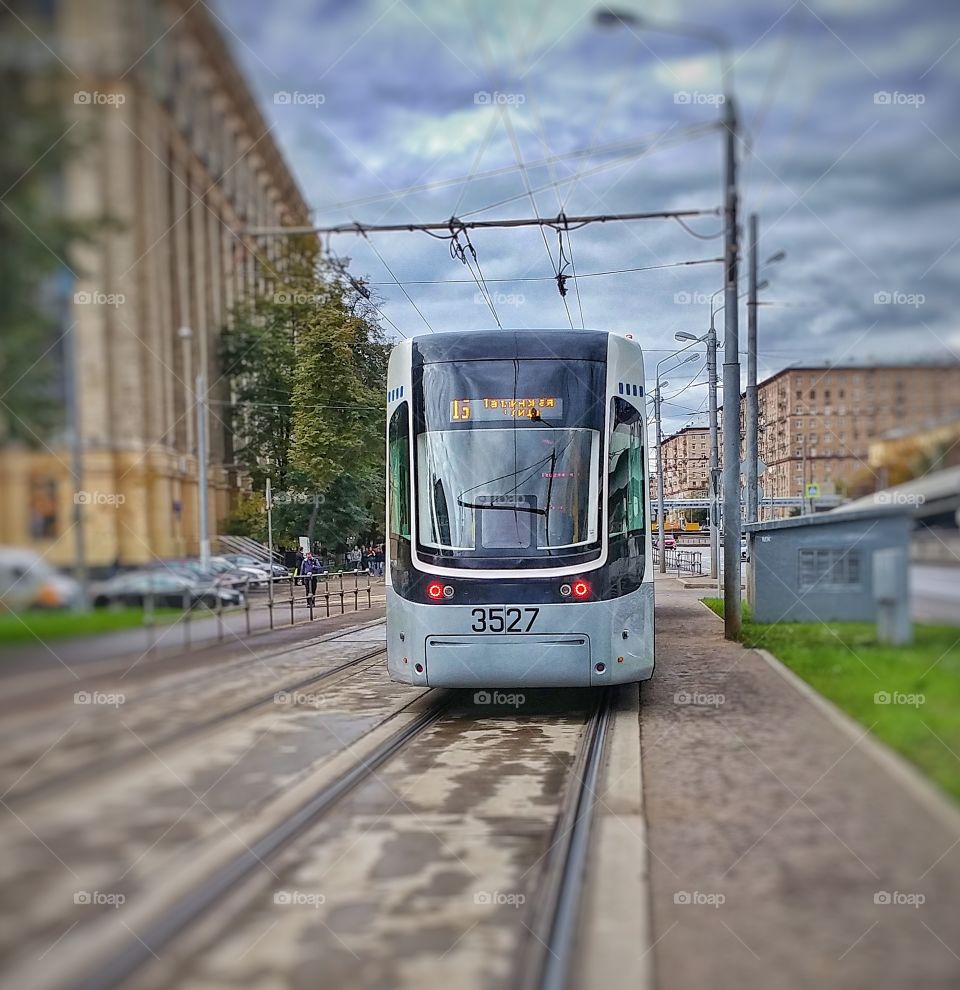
[[643, 575, 960, 990]]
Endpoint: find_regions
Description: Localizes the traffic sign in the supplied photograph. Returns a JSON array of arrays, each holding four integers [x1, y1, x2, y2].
[[805, 483, 820, 498]]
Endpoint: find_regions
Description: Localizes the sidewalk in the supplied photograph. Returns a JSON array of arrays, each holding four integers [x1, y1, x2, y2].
[[643, 574, 960, 990]]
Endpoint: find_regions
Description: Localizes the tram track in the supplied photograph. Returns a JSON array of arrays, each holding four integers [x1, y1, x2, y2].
[[0, 616, 388, 713], [5, 646, 388, 807], [60, 691, 449, 990], [519, 689, 613, 990], [12, 688, 620, 990]]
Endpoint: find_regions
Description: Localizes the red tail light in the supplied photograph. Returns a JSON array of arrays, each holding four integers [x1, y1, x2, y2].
[[572, 580, 590, 598], [427, 582, 444, 600]]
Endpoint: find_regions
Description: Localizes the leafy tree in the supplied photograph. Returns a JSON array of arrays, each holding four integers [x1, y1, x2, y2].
[[218, 244, 389, 548]]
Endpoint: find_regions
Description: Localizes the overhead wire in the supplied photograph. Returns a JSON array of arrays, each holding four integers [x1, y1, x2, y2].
[[362, 232, 435, 335]]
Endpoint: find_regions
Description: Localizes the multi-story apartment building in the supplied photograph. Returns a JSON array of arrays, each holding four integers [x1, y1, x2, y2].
[[0, 0, 311, 566], [661, 427, 711, 499], [749, 364, 960, 513]]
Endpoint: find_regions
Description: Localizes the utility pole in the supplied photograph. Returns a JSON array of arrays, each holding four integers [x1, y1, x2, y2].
[[266, 477, 274, 609], [707, 311, 720, 579], [654, 386, 666, 574], [196, 373, 210, 570], [746, 213, 760, 525], [64, 320, 88, 610], [720, 90, 742, 639]]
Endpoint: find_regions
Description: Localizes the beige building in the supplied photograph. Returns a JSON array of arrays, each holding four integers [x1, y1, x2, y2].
[[661, 426, 711, 499], [0, 0, 310, 567], [749, 364, 960, 513]]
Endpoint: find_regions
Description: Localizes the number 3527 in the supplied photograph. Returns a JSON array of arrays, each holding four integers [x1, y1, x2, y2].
[[470, 607, 539, 633]]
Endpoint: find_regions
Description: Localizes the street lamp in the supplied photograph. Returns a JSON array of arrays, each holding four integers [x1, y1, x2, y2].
[[745, 220, 787, 527], [654, 350, 699, 574], [595, 4, 742, 637]]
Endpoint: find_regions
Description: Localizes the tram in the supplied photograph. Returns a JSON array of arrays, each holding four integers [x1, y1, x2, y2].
[[385, 329, 654, 688]]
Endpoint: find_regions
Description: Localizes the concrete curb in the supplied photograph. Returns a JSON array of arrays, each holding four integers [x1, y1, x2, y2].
[[752, 645, 960, 834], [577, 683, 654, 990], [697, 596, 960, 833]]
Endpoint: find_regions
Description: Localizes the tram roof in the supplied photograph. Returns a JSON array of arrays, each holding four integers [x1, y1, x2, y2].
[[410, 328, 618, 364]]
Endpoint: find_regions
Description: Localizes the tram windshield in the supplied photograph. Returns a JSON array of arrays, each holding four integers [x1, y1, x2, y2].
[[414, 358, 605, 564]]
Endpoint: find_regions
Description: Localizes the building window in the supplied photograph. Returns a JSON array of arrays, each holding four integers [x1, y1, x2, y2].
[[30, 477, 59, 540], [798, 548, 862, 590]]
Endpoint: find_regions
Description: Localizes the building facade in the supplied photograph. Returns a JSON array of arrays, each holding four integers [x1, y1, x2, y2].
[[661, 426, 710, 499], [749, 364, 960, 514], [0, 0, 310, 567]]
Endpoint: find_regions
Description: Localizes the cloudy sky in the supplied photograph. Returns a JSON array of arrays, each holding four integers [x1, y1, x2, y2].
[[214, 0, 960, 435]]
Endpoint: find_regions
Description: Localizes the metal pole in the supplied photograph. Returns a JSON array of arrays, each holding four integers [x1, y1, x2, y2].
[[196, 373, 210, 570], [655, 387, 666, 574], [721, 94, 742, 640], [64, 320, 89, 611], [266, 477, 274, 611], [707, 312, 720, 580], [746, 213, 759, 525]]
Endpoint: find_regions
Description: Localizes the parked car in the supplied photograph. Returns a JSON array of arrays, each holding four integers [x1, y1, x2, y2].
[[222, 553, 289, 578], [90, 571, 242, 610], [210, 555, 271, 587], [663, 535, 677, 550], [147, 559, 250, 593], [0, 546, 81, 610]]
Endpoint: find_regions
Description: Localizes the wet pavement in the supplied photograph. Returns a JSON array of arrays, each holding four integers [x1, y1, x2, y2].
[[2, 582, 959, 989], [643, 574, 960, 989]]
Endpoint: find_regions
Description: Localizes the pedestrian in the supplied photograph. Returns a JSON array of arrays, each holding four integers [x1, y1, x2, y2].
[[360, 546, 369, 572], [297, 550, 322, 607], [374, 545, 385, 576]]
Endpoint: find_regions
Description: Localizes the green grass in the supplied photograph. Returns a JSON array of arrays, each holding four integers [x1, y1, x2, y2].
[[0, 608, 183, 648], [703, 598, 960, 802]]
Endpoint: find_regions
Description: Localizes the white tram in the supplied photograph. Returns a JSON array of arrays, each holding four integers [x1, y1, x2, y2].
[[385, 329, 654, 688]]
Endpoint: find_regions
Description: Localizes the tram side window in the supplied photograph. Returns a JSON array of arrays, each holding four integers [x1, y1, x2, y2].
[[388, 403, 411, 539], [607, 398, 645, 537]]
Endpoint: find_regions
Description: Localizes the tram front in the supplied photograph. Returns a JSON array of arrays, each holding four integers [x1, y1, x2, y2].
[[385, 329, 654, 688]]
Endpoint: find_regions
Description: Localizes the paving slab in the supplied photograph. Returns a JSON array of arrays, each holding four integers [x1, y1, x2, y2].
[[642, 575, 960, 990]]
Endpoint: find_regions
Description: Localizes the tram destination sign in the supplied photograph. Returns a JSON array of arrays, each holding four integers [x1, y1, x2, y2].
[[450, 397, 563, 421]]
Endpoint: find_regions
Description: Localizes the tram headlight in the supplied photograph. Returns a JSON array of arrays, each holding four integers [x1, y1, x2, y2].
[[572, 580, 590, 599], [560, 583, 572, 597], [427, 582, 444, 600]]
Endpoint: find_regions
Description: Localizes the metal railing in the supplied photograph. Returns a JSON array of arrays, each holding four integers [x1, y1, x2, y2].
[[651, 547, 704, 576], [135, 569, 376, 651]]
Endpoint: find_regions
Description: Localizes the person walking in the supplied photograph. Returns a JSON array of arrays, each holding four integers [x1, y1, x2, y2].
[[297, 550, 322, 607]]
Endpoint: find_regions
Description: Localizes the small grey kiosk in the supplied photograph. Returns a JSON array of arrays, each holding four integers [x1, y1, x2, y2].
[[744, 507, 913, 643]]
